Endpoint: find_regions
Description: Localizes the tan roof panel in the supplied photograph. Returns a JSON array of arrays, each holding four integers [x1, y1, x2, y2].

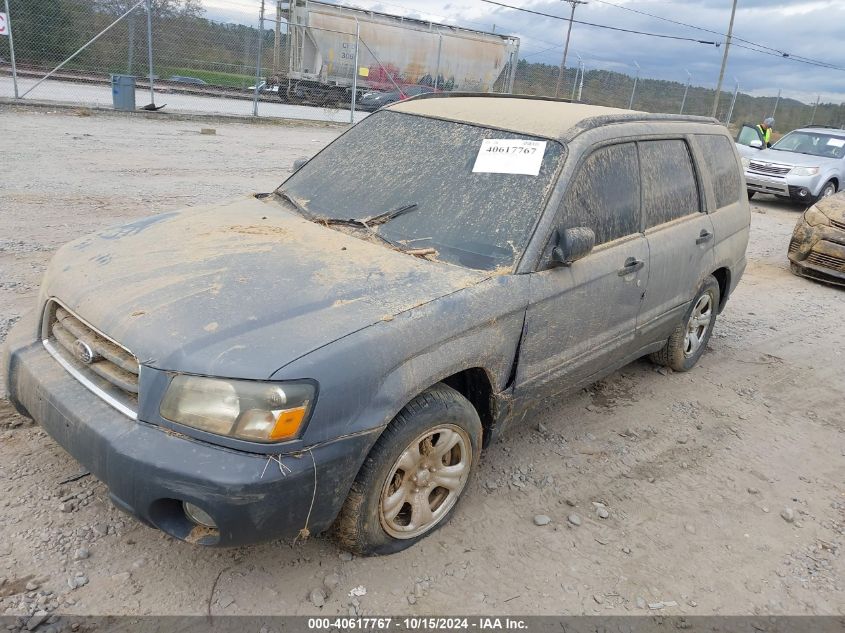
[[389, 96, 638, 138]]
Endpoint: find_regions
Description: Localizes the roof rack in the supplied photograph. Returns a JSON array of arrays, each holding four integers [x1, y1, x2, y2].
[[407, 91, 575, 104], [400, 91, 720, 139]]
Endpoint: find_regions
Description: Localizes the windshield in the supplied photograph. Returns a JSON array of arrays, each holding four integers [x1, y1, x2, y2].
[[276, 110, 564, 271], [772, 130, 845, 159]]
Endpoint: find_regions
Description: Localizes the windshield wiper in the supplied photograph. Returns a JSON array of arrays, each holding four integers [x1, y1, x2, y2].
[[323, 207, 436, 258], [322, 216, 409, 251], [324, 203, 418, 227], [274, 189, 315, 219], [361, 203, 419, 226]]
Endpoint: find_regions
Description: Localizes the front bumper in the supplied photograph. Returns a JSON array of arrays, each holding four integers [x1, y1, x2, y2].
[[4, 314, 377, 547], [788, 221, 845, 287], [745, 171, 823, 201]]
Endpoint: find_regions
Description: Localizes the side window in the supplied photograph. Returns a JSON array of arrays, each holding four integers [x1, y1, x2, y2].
[[640, 140, 700, 228], [696, 134, 742, 208], [736, 124, 763, 147], [561, 143, 640, 246]]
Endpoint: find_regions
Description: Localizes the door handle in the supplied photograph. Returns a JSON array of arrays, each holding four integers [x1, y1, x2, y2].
[[696, 229, 714, 245], [618, 257, 645, 276]]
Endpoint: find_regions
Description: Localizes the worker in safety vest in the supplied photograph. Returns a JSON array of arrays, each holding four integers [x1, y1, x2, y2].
[[756, 117, 775, 148]]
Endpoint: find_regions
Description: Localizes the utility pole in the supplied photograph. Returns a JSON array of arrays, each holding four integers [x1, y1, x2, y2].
[[3, 0, 19, 98], [810, 95, 820, 125], [554, 0, 587, 99], [711, 0, 738, 118], [680, 69, 691, 114], [272, 0, 282, 74], [252, 0, 265, 116], [726, 77, 739, 125], [771, 88, 781, 118], [628, 61, 640, 109], [570, 52, 582, 101], [145, 0, 155, 106]]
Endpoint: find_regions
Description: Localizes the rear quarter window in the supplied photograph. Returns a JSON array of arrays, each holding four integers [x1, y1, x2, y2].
[[696, 135, 742, 209]]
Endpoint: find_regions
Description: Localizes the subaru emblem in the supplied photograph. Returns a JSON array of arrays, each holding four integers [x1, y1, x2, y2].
[[73, 339, 95, 365]]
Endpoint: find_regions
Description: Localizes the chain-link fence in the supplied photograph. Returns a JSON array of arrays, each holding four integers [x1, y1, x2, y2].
[[1, 0, 843, 133]]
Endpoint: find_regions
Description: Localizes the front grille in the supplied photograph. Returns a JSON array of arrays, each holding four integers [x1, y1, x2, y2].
[[42, 300, 139, 418], [831, 218, 845, 232], [749, 161, 791, 176], [807, 251, 845, 273], [788, 237, 801, 253]]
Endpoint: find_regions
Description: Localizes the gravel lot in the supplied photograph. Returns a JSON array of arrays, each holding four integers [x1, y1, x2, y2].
[[0, 104, 843, 619]]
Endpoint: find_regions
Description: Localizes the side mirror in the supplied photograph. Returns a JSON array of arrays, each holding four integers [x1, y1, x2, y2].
[[551, 226, 595, 266], [750, 139, 763, 149], [292, 158, 308, 172]]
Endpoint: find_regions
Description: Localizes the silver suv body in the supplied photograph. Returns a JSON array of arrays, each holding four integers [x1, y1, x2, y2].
[[735, 124, 845, 204]]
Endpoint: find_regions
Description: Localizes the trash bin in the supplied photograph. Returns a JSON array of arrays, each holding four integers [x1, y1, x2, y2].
[[111, 74, 136, 111]]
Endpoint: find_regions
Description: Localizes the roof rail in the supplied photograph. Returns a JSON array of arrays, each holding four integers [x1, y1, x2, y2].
[[404, 91, 575, 104], [803, 124, 843, 130], [394, 91, 721, 139]]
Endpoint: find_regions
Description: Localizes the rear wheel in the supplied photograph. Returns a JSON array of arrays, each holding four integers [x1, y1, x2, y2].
[[332, 384, 482, 556], [650, 275, 720, 372]]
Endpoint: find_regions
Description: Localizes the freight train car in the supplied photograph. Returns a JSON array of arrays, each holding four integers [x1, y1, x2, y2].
[[271, 0, 520, 104]]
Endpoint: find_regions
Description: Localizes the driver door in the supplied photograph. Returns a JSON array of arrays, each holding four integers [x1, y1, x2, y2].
[[735, 123, 764, 158], [514, 142, 648, 404]]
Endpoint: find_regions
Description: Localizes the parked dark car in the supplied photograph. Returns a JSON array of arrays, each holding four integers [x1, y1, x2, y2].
[[788, 191, 845, 286], [3, 95, 749, 554], [356, 85, 434, 111]]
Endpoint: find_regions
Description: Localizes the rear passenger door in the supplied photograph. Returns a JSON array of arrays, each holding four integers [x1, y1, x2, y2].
[[516, 143, 649, 402], [696, 134, 750, 283], [636, 139, 716, 344]]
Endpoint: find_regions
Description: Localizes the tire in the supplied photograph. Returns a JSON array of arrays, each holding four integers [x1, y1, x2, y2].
[[332, 384, 482, 556], [814, 180, 837, 204], [650, 275, 720, 372], [747, 189, 756, 200]]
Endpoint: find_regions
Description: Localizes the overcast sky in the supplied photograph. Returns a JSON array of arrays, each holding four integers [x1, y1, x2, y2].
[[204, 0, 845, 104]]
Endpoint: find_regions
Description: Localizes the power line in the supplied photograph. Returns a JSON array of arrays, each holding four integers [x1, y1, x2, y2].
[[590, 0, 845, 73], [478, 0, 720, 46]]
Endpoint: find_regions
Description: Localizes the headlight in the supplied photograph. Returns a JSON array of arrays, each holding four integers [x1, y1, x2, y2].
[[792, 166, 819, 177], [803, 206, 830, 227], [741, 157, 751, 170], [160, 375, 315, 442]]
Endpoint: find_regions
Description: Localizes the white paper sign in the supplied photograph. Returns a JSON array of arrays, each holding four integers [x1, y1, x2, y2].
[[472, 139, 547, 176], [826, 137, 845, 148], [0, 13, 8, 37]]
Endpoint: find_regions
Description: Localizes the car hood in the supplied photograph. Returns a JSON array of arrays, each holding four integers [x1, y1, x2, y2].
[[41, 195, 489, 379], [749, 147, 839, 168]]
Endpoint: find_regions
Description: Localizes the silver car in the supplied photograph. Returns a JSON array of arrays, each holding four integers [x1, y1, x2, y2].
[[736, 124, 845, 205]]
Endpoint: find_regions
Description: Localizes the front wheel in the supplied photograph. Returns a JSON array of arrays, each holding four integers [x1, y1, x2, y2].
[[650, 275, 720, 372], [814, 180, 837, 203], [332, 384, 482, 556]]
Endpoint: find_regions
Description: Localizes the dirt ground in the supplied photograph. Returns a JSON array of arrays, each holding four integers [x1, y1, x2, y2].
[[0, 105, 842, 619]]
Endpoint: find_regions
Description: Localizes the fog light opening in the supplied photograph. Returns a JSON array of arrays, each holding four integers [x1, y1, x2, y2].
[[799, 188, 810, 198], [183, 502, 217, 529]]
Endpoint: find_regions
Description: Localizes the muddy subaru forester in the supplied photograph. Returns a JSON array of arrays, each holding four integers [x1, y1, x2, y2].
[[3, 95, 749, 554]]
